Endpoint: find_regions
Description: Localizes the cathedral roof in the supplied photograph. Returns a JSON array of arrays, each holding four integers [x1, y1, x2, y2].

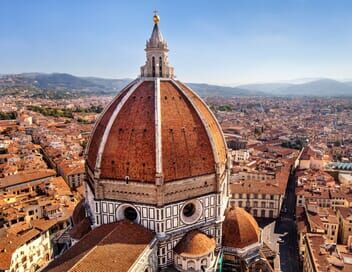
[[222, 207, 260, 249], [86, 79, 227, 183], [174, 230, 216, 257], [44, 220, 155, 272], [86, 14, 227, 185]]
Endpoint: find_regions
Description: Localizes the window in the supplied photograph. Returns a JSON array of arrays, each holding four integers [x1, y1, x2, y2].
[[124, 207, 138, 221], [269, 210, 274, 218], [183, 203, 195, 217], [187, 260, 196, 270], [152, 56, 156, 77], [181, 200, 202, 224], [159, 56, 163, 76], [177, 256, 182, 265], [261, 210, 265, 217]]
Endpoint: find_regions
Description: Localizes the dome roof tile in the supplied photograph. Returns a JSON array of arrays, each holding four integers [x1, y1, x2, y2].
[[86, 79, 227, 184], [174, 230, 215, 257], [223, 207, 260, 249]]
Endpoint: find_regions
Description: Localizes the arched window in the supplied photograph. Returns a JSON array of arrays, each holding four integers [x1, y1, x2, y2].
[[159, 56, 163, 77], [152, 56, 156, 77], [201, 258, 208, 267], [176, 256, 182, 265], [187, 260, 196, 270]]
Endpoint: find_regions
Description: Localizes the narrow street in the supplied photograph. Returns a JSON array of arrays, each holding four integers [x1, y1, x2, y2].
[[275, 172, 300, 272]]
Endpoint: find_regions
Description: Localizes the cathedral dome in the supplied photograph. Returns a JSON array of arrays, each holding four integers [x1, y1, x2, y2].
[[222, 207, 260, 249], [86, 79, 227, 183], [174, 230, 215, 257], [85, 15, 228, 206]]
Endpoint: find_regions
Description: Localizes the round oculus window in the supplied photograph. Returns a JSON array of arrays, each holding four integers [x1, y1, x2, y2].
[[116, 204, 140, 223], [183, 203, 196, 217], [124, 207, 138, 221], [181, 200, 203, 225]]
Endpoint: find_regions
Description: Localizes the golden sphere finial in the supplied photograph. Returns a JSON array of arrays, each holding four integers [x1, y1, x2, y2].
[[153, 11, 160, 24]]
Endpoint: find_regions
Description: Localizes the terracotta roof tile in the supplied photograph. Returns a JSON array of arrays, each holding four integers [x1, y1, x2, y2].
[[0, 169, 56, 189], [86, 79, 227, 184], [174, 230, 215, 257], [223, 207, 260, 249], [69, 217, 91, 240], [44, 220, 155, 272], [160, 81, 215, 181], [87, 82, 135, 171], [100, 81, 156, 182]]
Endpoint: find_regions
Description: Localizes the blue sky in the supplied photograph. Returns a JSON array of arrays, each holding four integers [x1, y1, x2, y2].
[[1, 0, 351, 84]]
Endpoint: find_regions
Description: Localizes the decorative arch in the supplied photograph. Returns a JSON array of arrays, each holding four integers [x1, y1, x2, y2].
[[187, 259, 196, 270]]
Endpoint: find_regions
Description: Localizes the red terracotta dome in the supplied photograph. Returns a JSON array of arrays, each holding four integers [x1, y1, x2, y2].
[[174, 230, 216, 257], [222, 207, 260, 249], [86, 79, 227, 183]]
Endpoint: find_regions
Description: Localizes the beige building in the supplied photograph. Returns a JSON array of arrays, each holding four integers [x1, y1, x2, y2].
[[305, 204, 339, 244], [299, 146, 329, 171], [232, 149, 250, 162], [229, 165, 290, 219], [57, 160, 85, 188], [0, 222, 52, 272], [230, 188, 282, 219], [303, 233, 352, 272], [337, 207, 352, 245], [296, 186, 331, 208]]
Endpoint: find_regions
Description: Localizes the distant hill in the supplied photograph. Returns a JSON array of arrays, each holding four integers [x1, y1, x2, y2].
[[187, 83, 265, 97], [82, 77, 132, 91], [279, 79, 352, 97], [238, 78, 352, 97], [1, 73, 352, 97], [0, 73, 265, 97], [237, 83, 293, 93], [344, 81, 352, 87], [0, 73, 131, 93]]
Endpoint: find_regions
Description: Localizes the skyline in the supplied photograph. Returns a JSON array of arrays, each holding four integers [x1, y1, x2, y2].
[[1, 0, 352, 85]]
